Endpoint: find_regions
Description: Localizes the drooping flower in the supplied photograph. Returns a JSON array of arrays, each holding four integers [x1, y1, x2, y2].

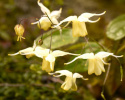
[[8, 42, 45, 59], [14, 24, 25, 41], [49, 70, 88, 91], [65, 52, 122, 75], [40, 50, 79, 73], [54, 11, 106, 37], [31, 0, 62, 31]]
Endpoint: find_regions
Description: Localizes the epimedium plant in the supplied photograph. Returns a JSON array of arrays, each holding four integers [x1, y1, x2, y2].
[[8, 0, 124, 99]]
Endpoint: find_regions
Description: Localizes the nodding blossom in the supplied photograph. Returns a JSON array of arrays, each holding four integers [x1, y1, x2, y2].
[[8, 42, 45, 59], [31, 0, 62, 31], [38, 50, 79, 73], [54, 11, 106, 37], [65, 52, 122, 75], [49, 70, 88, 91]]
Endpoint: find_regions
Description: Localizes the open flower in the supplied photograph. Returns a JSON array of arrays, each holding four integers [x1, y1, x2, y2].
[[31, 0, 62, 31], [49, 70, 88, 91], [54, 11, 106, 37], [65, 52, 122, 75], [8, 42, 45, 58], [38, 50, 79, 73], [14, 24, 25, 41]]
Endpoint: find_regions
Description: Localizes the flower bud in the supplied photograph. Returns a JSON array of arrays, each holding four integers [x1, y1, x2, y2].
[[14, 24, 25, 41]]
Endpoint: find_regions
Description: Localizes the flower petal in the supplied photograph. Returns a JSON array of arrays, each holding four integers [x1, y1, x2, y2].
[[50, 62, 55, 71], [61, 77, 72, 91], [72, 73, 82, 91], [52, 50, 79, 58], [31, 17, 50, 25], [88, 59, 95, 75], [96, 51, 114, 58], [36, 49, 50, 57], [96, 58, 105, 72], [55, 16, 77, 27], [42, 57, 52, 73], [79, 11, 106, 19], [8, 47, 34, 56], [72, 73, 88, 91], [73, 73, 83, 79], [45, 54, 55, 62], [78, 11, 106, 22], [65, 53, 94, 65], [37, 0, 50, 15], [71, 79, 77, 91], [50, 8, 62, 19], [8, 52, 19, 56], [49, 70, 72, 77], [81, 18, 100, 23], [31, 21, 39, 25], [34, 46, 45, 58], [72, 21, 88, 37], [51, 17, 59, 25], [94, 60, 102, 75], [73, 73, 88, 80]]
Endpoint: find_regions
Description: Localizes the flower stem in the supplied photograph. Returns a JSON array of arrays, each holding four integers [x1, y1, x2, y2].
[[45, 12, 54, 25], [19, 17, 40, 25], [101, 64, 111, 100], [90, 37, 107, 52], [114, 57, 123, 81], [49, 30, 52, 53], [84, 36, 93, 52]]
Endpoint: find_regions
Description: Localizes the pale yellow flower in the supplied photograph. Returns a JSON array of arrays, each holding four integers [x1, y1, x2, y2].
[[49, 70, 88, 91], [14, 24, 25, 41], [8, 42, 45, 59], [31, 0, 62, 31], [40, 50, 79, 73], [54, 11, 106, 37], [65, 52, 122, 75]]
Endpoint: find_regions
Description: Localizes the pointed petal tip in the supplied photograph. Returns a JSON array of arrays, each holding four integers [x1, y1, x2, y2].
[[31, 23, 34, 25], [22, 37, 25, 39], [100, 11, 106, 15], [82, 77, 89, 80], [48, 73, 53, 75], [8, 52, 19, 56], [98, 17, 100, 21], [105, 63, 110, 65], [8, 54, 11, 56], [104, 11, 106, 14]]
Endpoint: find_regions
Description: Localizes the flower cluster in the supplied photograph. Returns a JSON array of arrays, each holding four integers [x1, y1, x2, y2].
[[10, 0, 123, 92]]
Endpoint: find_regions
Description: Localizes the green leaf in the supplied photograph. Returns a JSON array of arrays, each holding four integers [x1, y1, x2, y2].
[[35, 29, 78, 49], [106, 14, 125, 40]]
